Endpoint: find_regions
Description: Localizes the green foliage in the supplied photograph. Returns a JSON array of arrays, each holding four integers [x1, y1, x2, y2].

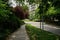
[[16, 0, 41, 4], [28, 0, 41, 4], [38, 0, 60, 25], [16, 0, 24, 6], [17, 0, 24, 2], [29, 8, 40, 21], [46, 6, 56, 15], [22, 5, 29, 11], [26, 24, 60, 40], [0, 0, 25, 40]]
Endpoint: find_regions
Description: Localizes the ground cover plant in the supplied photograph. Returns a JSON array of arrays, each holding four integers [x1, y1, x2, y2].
[[26, 24, 60, 40]]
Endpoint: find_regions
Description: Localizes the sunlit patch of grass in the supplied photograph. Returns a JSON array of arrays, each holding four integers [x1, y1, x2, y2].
[[25, 24, 60, 40]]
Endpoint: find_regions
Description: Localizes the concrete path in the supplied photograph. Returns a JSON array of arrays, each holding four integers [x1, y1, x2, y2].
[[25, 21, 60, 35], [6, 25, 29, 40]]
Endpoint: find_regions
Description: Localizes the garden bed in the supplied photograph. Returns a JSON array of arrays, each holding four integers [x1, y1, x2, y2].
[[25, 24, 60, 40]]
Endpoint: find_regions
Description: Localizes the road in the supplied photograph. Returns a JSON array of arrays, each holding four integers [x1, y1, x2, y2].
[[25, 21, 60, 35]]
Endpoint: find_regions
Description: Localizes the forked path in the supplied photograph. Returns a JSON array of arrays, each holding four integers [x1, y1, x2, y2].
[[6, 25, 29, 40], [25, 21, 60, 35]]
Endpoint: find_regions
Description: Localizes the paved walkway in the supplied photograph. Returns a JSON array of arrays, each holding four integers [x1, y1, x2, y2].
[[25, 21, 60, 35], [6, 25, 29, 40]]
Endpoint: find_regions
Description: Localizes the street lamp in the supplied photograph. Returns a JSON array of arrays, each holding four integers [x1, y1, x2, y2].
[[40, 1, 44, 29]]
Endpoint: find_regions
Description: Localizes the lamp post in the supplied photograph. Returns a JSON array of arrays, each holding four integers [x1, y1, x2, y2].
[[40, 0, 44, 29], [40, 13, 44, 29]]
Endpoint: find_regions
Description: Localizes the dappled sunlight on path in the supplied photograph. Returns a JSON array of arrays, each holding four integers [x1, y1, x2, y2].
[[6, 25, 29, 40]]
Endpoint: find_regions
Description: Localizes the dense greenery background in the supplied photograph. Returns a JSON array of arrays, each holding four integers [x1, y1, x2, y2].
[[0, 0, 60, 40], [28, 0, 60, 25], [0, 0, 24, 40], [38, 0, 60, 25]]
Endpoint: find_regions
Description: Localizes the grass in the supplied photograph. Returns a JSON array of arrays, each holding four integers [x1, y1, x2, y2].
[[25, 24, 60, 40]]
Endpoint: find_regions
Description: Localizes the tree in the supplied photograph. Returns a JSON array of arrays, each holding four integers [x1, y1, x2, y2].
[[28, 0, 41, 4], [16, 0, 24, 6], [12, 5, 29, 19], [38, 0, 60, 26]]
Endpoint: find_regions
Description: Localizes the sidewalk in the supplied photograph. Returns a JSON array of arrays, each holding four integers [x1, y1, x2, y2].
[[6, 25, 29, 40]]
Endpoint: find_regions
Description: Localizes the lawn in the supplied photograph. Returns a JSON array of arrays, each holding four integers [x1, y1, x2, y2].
[[25, 24, 60, 40]]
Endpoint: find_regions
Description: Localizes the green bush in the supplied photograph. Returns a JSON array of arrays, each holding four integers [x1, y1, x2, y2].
[[29, 8, 40, 21], [0, 0, 25, 40], [0, 13, 25, 40]]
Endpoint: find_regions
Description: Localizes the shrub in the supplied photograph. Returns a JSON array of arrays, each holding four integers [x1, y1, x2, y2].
[[12, 6, 29, 19], [0, 0, 25, 40]]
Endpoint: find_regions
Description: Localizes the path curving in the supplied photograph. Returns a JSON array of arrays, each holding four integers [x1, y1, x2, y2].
[[6, 25, 29, 40], [25, 21, 60, 35]]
